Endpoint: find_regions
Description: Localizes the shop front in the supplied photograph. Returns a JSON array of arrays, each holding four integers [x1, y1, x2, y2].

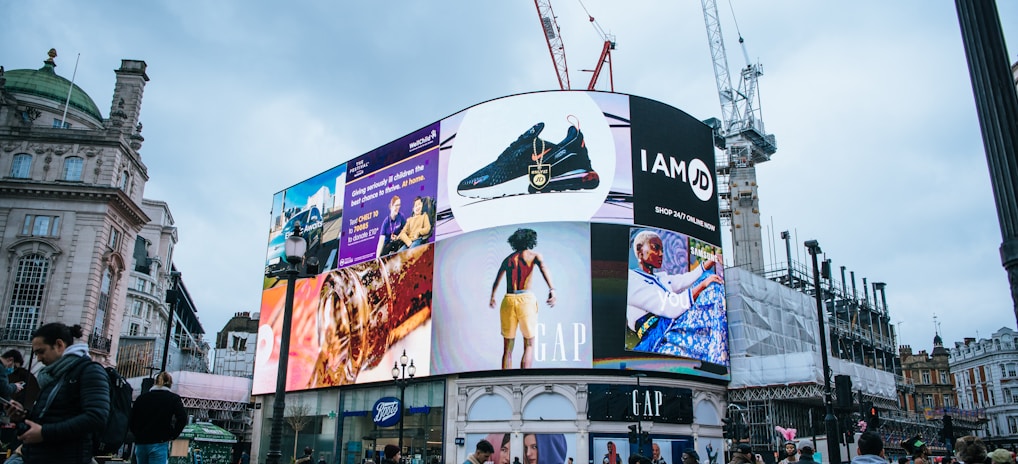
[[339, 380, 447, 464], [448, 375, 726, 464]]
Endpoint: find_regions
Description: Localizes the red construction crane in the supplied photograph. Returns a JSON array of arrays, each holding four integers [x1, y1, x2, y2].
[[533, 0, 614, 91], [534, 0, 571, 90]]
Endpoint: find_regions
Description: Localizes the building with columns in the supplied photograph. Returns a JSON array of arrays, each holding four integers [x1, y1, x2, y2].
[[0, 49, 207, 374], [949, 327, 1018, 448]]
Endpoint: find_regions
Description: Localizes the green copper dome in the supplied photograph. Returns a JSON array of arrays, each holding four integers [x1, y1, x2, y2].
[[4, 60, 103, 122]]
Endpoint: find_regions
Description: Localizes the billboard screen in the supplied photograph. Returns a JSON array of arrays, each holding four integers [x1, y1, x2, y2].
[[253, 91, 728, 395]]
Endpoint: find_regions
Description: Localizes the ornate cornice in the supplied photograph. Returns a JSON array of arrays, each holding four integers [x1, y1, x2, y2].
[[0, 180, 151, 227]]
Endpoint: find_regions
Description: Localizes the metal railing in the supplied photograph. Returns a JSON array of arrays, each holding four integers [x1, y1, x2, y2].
[[88, 333, 112, 353]]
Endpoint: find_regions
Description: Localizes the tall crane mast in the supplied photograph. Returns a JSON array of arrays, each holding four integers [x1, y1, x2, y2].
[[534, 0, 571, 90], [701, 0, 777, 275]]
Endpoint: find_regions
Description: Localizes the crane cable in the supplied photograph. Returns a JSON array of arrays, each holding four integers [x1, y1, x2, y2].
[[726, 0, 752, 66], [576, 0, 609, 42]]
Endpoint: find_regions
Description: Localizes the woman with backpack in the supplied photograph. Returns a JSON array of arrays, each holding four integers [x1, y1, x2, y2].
[[1, 323, 110, 464]]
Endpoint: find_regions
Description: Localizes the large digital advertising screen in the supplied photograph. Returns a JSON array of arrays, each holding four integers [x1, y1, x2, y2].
[[253, 91, 728, 395]]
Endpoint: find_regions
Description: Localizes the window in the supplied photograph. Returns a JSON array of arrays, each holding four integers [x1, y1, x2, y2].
[[232, 335, 248, 351], [10, 154, 31, 178], [944, 396, 953, 408], [132, 300, 143, 316], [924, 394, 934, 408], [63, 157, 83, 181], [1010, 417, 1018, 435], [120, 171, 130, 191], [6, 254, 48, 342], [1006, 389, 1013, 404], [108, 228, 121, 249], [21, 215, 60, 237], [922, 370, 931, 384], [129, 323, 139, 336], [94, 268, 112, 339], [1009, 363, 1017, 377], [52, 118, 70, 129], [145, 304, 151, 319], [940, 371, 949, 384]]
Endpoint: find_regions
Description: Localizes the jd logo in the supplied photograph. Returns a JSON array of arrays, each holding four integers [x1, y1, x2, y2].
[[529, 163, 550, 190]]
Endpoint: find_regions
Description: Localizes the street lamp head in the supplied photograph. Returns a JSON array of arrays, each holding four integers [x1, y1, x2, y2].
[[804, 240, 821, 255], [392, 361, 400, 380], [284, 225, 308, 265], [407, 360, 416, 378], [400, 349, 409, 367]]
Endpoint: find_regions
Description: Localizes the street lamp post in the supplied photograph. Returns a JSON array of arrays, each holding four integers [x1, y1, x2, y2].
[[392, 350, 416, 460], [805, 240, 841, 464], [265, 226, 309, 464]]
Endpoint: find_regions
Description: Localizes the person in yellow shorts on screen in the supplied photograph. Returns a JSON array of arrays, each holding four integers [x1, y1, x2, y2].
[[490, 228, 556, 370]]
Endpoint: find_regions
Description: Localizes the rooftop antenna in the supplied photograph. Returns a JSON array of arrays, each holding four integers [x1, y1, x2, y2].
[[59, 51, 81, 129]]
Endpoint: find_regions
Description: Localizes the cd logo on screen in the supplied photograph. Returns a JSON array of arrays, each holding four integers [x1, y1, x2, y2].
[[639, 150, 714, 201], [372, 397, 401, 427]]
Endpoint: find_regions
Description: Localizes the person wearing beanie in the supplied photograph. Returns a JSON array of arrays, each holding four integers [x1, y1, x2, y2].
[[851, 431, 885, 464], [384, 445, 402, 464], [464, 439, 494, 464], [297, 446, 315, 464], [728, 444, 754, 464], [797, 440, 818, 464]]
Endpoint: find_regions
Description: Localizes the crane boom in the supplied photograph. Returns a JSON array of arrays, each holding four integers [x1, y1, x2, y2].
[[534, 0, 571, 90], [700, 0, 777, 275]]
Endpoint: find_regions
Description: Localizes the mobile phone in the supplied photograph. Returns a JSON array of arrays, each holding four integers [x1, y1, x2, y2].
[[0, 396, 26, 412]]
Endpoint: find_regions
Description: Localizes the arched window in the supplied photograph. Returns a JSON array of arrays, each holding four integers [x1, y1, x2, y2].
[[5, 253, 48, 342], [10, 154, 32, 178], [63, 156, 83, 181]]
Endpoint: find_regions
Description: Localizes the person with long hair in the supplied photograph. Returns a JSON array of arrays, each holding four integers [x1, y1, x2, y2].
[[130, 371, 187, 464], [2, 323, 110, 464]]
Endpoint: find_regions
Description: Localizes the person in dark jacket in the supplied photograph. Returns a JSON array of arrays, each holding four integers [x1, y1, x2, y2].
[[2, 350, 40, 411], [2, 323, 110, 464], [130, 371, 187, 464]]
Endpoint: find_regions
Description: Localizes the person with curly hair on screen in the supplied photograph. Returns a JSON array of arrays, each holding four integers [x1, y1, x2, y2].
[[490, 228, 556, 369]]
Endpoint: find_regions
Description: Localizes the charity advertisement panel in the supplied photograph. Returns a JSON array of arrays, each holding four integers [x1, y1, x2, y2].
[[252, 91, 730, 393], [338, 122, 440, 268]]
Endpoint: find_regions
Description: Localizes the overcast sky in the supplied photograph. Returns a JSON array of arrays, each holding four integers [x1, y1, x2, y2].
[[4, 1, 1017, 356]]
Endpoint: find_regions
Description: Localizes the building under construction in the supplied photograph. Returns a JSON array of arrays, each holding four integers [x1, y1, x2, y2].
[[725, 254, 983, 460]]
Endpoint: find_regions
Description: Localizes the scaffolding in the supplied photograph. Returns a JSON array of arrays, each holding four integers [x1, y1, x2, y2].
[[725, 265, 946, 457]]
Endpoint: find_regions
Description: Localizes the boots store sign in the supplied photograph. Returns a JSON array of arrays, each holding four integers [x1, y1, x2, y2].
[[587, 384, 693, 424]]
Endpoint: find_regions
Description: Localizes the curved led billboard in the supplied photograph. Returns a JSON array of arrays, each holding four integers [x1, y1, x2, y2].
[[253, 91, 728, 395]]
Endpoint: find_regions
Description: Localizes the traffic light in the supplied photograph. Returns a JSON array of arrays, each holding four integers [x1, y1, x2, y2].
[[722, 418, 734, 439], [629, 424, 639, 444], [835, 375, 853, 409], [863, 403, 880, 429]]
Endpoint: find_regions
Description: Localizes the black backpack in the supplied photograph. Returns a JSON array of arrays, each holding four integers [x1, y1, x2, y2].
[[69, 361, 134, 455]]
